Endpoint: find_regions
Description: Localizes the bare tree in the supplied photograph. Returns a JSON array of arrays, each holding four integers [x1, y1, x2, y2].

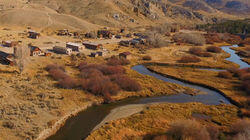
[[146, 31, 168, 48], [14, 45, 30, 73]]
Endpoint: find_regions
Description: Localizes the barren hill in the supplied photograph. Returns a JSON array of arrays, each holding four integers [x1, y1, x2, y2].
[[0, 0, 249, 31]]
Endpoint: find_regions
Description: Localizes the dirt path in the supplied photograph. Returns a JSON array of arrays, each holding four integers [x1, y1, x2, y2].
[[93, 104, 145, 131]]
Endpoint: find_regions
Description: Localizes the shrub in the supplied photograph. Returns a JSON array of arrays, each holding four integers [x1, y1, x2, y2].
[[146, 31, 169, 48], [101, 66, 126, 75], [110, 75, 141, 92], [79, 64, 126, 75], [189, 47, 202, 55], [199, 52, 213, 57], [58, 76, 79, 89], [173, 33, 206, 46], [236, 68, 250, 78], [242, 80, 250, 94], [83, 76, 120, 96], [142, 55, 152, 61], [189, 47, 212, 57], [46, 64, 65, 71], [231, 119, 250, 140], [78, 62, 88, 70], [48, 69, 68, 80], [167, 120, 210, 140], [240, 73, 250, 81], [80, 68, 103, 79], [152, 135, 168, 140], [206, 125, 219, 140], [206, 46, 222, 53], [107, 57, 130, 66], [218, 71, 233, 79], [178, 56, 201, 63]]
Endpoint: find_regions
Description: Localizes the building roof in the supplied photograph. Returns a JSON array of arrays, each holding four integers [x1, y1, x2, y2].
[[28, 30, 40, 34], [120, 52, 131, 56], [82, 41, 102, 46], [66, 42, 82, 47]]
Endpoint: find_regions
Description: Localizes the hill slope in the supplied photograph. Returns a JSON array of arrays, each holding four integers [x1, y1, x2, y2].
[[0, 0, 249, 30]]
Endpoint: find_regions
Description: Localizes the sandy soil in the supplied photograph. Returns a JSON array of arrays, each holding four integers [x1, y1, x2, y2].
[[93, 104, 145, 131]]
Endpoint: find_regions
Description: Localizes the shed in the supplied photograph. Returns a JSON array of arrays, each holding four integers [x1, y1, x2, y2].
[[53, 46, 72, 55], [90, 52, 98, 57], [2, 41, 19, 47], [66, 42, 84, 51], [96, 51, 103, 56], [97, 30, 113, 39], [28, 30, 40, 39], [83, 42, 102, 50], [119, 52, 132, 59], [0, 51, 14, 65], [29, 46, 43, 56]]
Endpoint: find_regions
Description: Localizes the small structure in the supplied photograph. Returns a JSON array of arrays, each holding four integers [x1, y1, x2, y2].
[[2, 41, 19, 47], [97, 30, 112, 39], [28, 30, 40, 39], [96, 51, 103, 56], [57, 29, 70, 36], [90, 52, 98, 57], [119, 40, 130, 47], [119, 52, 132, 59], [29, 46, 44, 56], [0, 51, 14, 65], [83, 42, 102, 50], [66, 42, 84, 52], [53, 46, 72, 55]]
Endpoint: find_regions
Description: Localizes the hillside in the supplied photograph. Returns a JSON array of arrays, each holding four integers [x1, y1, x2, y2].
[[0, 0, 249, 31]]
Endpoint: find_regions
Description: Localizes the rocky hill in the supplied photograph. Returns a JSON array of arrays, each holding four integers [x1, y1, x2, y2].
[[0, 0, 249, 31]]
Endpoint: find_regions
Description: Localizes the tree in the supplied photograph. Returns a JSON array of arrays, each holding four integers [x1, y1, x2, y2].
[[14, 45, 30, 73]]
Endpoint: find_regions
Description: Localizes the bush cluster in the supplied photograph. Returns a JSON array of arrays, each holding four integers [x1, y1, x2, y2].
[[224, 68, 250, 94], [218, 71, 233, 79], [173, 33, 206, 46], [46, 64, 78, 89], [107, 57, 130, 66], [178, 56, 201, 63], [46, 62, 142, 102], [79, 63, 141, 101], [189, 47, 213, 57], [142, 55, 152, 61], [231, 119, 250, 140], [110, 75, 141, 91], [206, 46, 222, 53], [237, 68, 250, 94]]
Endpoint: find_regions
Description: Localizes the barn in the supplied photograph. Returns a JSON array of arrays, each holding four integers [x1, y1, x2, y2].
[[83, 42, 102, 50]]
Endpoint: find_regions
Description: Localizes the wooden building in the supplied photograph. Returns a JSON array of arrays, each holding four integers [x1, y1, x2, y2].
[[29, 46, 44, 56], [66, 42, 84, 51], [83, 42, 102, 50], [97, 30, 113, 39], [119, 52, 132, 59], [2, 41, 19, 47], [28, 30, 40, 39], [53, 46, 72, 55], [0, 51, 14, 66]]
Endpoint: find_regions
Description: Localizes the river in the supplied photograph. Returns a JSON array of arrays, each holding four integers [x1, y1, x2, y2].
[[47, 45, 249, 140]]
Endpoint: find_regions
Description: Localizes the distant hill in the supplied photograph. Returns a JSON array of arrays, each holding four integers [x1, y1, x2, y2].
[[0, 0, 249, 31]]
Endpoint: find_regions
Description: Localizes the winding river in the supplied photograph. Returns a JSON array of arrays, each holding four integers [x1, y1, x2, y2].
[[47, 45, 249, 140]]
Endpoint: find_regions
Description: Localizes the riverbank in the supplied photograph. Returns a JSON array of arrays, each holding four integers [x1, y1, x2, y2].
[[87, 103, 239, 140], [36, 102, 95, 140], [146, 65, 248, 109], [45, 44, 247, 139]]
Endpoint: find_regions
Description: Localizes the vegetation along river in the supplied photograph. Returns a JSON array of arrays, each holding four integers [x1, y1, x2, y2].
[[47, 45, 249, 140]]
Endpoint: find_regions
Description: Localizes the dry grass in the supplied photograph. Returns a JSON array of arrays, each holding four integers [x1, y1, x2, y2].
[[147, 65, 249, 108], [87, 103, 239, 140]]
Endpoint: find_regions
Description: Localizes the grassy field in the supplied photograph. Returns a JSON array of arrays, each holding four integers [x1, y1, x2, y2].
[[146, 65, 249, 110], [0, 52, 194, 140], [87, 103, 239, 140]]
